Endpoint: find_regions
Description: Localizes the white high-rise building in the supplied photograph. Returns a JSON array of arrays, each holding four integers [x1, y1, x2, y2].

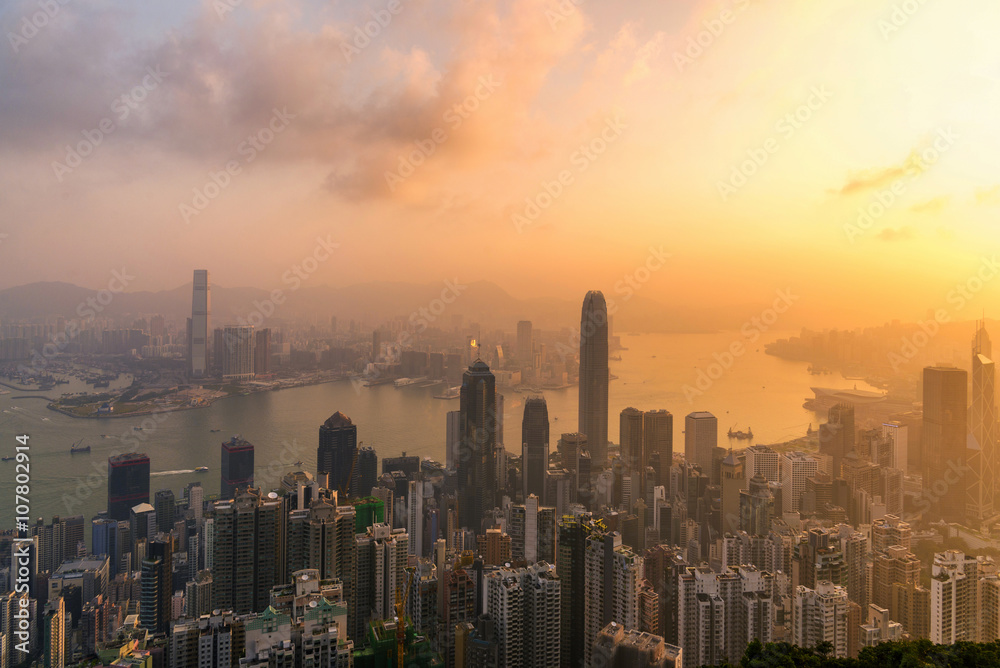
[[189, 270, 211, 377], [744, 445, 780, 488], [355, 523, 408, 637], [930, 549, 996, 644], [484, 562, 561, 668], [685, 412, 717, 473], [793, 581, 849, 658], [880, 422, 908, 474], [780, 452, 818, 513], [970, 321, 997, 523], [677, 565, 774, 668], [583, 532, 642, 666]]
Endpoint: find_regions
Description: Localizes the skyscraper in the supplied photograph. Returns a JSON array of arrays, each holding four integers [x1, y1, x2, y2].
[[107, 453, 150, 521], [793, 581, 849, 658], [620, 407, 644, 474], [583, 530, 643, 666], [350, 446, 378, 498], [139, 538, 172, 634], [221, 436, 255, 499], [458, 360, 498, 531], [517, 320, 533, 367], [643, 410, 673, 483], [317, 412, 358, 495], [153, 489, 175, 533], [684, 412, 717, 475], [254, 328, 271, 376], [522, 397, 549, 502], [579, 291, 609, 467], [446, 410, 461, 470], [189, 269, 210, 377], [820, 403, 855, 479], [969, 321, 996, 524], [221, 325, 255, 381], [780, 451, 818, 514], [922, 366, 968, 524]]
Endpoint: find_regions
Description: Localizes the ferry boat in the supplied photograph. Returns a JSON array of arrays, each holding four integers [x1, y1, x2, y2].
[[195, 466, 209, 473], [727, 426, 754, 440], [71, 445, 91, 454]]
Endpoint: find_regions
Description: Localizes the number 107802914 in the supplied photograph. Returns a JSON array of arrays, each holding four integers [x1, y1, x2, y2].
[[12, 435, 29, 534]]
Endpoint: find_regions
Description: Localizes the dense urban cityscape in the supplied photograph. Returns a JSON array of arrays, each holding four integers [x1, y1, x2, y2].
[[4, 0, 999, 666]]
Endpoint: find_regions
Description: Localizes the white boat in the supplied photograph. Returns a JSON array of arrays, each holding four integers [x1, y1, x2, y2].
[[195, 466, 209, 473]]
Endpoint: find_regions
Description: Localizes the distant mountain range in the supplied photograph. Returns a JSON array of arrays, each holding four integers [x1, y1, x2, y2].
[[0, 280, 742, 333]]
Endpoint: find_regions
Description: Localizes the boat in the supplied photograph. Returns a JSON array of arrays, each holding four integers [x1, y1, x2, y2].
[[195, 466, 209, 473], [293, 461, 303, 467], [133, 426, 144, 431], [394, 378, 418, 388], [727, 426, 754, 440], [210, 429, 221, 433], [433, 386, 461, 400], [1, 456, 13, 462], [70, 445, 91, 454]]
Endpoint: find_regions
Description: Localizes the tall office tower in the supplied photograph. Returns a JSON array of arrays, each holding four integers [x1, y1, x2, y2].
[[211, 488, 286, 614], [153, 489, 175, 533], [407, 480, 424, 557], [740, 474, 774, 536], [930, 549, 989, 644], [583, 530, 643, 666], [579, 291, 610, 467], [483, 563, 561, 668], [684, 412, 717, 476], [643, 545, 689, 645], [720, 451, 743, 533], [92, 519, 124, 578], [353, 523, 408, 640], [643, 410, 673, 482], [317, 412, 358, 495], [185, 481, 204, 521], [458, 360, 498, 531], [254, 328, 271, 376], [107, 453, 150, 521], [220, 436, 255, 499], [922, 366, 969, 524], [970, 321, 997, 524], [131, 503, 156, 550], [677, 565, 773, 668], [189, 269, 211, 377], [592, 622, 682, 668], [793, 582, 849, 658], [497, 393, 505, 447], [620, 407, 645, 474], [42, 597, 65, 668], [557, 514, 595, 667], [221, 325, 255, 381], [522, 397, 550, 502], [139, 538, 172, 634], [819, 403, 855, 478], [439, 564, 478, 667], [446, 410, 461, 471], [517, 320, 533, 367], [350, 446, 378, 498], [838, 526, 868, 611], [780, 452, 818, 514], [880, 421, 909, 473], [744, 445, 780, 487]]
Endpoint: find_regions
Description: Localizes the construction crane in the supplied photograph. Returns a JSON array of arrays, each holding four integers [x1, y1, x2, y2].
[[395, 567, 415, 668]]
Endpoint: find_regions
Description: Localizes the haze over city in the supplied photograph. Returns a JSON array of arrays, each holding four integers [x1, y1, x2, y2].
[[3, 0, 1000, 667]]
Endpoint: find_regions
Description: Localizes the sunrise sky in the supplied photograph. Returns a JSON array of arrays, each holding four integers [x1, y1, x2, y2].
[[2, 0, 999, 326]]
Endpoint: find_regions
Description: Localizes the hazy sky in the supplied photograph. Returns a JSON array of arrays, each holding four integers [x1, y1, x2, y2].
[[2, 0, 999, 326]]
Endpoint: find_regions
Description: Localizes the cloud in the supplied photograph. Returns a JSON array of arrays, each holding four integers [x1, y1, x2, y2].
[[976, 185, 1000, 205], [910, 196, 949, 213], [875, 226, 914, 242], [835, 149, 924, 195]]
